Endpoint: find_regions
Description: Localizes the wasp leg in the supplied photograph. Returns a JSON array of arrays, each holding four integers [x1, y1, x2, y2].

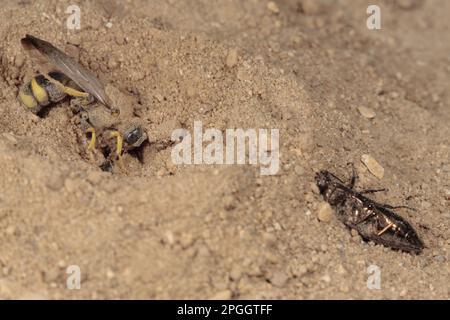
[[110, 131, 125, 170], [41, 73, 90, 98], [63, 86, 90, 98], [359, 188, 389, 194], [85, 127, 96, 162]]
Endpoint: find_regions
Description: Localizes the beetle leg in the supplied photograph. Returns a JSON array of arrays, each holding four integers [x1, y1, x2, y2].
[[360, 188, 388, 194], [353, 211, 376, 225], [377, 222, 394, 236], [345, 162, 358, 189], [380, 204, 417, 212]]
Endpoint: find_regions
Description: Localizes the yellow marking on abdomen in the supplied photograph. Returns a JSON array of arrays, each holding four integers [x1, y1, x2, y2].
[[31, 77, 49, 105], [18, 88, 37, 109]]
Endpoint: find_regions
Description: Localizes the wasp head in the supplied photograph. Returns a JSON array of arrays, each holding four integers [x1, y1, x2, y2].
[[123, 124, 148, 149]]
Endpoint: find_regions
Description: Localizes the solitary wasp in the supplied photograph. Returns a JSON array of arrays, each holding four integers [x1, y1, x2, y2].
[[18, 34, 148, 171]]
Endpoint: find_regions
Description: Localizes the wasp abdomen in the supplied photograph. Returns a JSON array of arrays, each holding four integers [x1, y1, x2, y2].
[[18, 82, 38, 111], [18, 74, 67, 114]]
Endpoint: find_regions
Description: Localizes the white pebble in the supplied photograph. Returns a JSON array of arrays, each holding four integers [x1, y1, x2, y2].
[[225, 48, 239, 68], [267, 1, 280, 14], [357, 106, 376, 119], [361, 154, 385, 179], [317, 202, 333, 222]]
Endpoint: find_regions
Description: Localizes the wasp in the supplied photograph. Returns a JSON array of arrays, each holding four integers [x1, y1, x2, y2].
[[18, 34, 148, 171], [315, 168, 424, 254]]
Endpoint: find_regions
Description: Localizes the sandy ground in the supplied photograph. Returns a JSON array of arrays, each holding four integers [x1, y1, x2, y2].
[[0, 0, 449, 299]]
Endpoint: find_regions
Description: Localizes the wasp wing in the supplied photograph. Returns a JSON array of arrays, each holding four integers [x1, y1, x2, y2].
[[21, 34, 111, 107]]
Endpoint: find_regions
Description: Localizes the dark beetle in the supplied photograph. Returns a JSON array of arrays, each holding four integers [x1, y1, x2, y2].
[[315, 169, 424, 254]]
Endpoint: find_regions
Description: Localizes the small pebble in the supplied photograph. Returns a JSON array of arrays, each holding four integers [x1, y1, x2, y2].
[[154, 93, 164, 102], [317, 202, 333, 222], [310, 182, 320, 194], [5, 225, 16, 236], [361, 154, 384, 179], [357, 106, 376, 119], [106, 269, 115, 279], [434, 255, 446, 263], [225, 48, 239, 68], [321, 274, 331, 283], [223, 195, 236, 211], [294, 165, 305, 175], [87, 171, 103, 186], [268, 271, 289, 287], [229, 266, 243, 281], [45, 172, 65, 191], [64, 178, 79, 193], [163, 231, 175, 246], [68, 35, 82, 46], [305, 193, 315, 203], [108, 58, 118, 70], [267, 1, 280, 14], [14, 55, 25, 68], [337, 264, 347, 275], [274, 222, 282, 231]]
